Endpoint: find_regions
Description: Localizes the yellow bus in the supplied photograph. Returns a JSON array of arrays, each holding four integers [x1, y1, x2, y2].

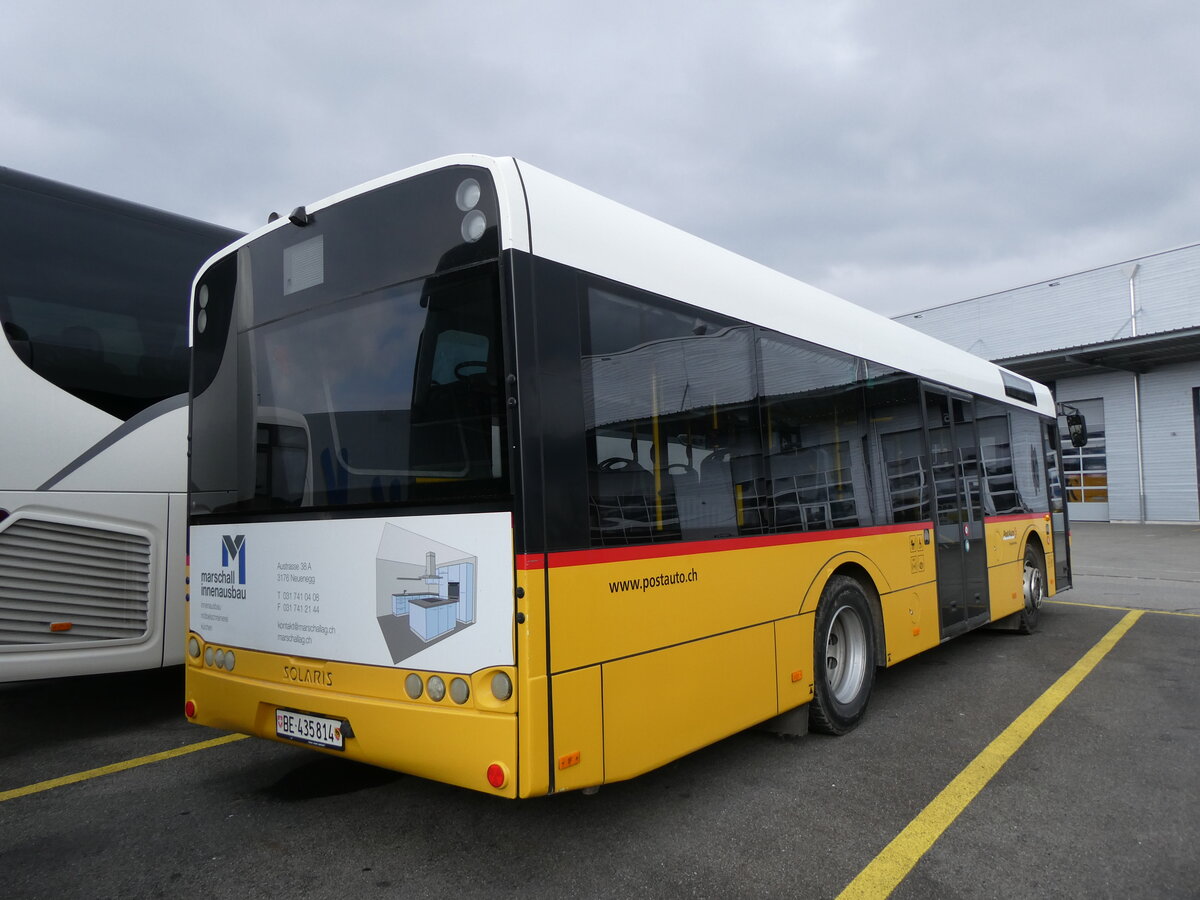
[[184, 155, 1073, 797]]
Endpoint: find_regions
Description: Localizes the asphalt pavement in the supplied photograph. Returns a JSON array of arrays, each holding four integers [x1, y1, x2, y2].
[[1, 520, 1197, 899], [1068, 521, 1200, 613]]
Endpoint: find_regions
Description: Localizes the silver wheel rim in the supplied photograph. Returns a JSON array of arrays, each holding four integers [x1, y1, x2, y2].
[[1024, 560, 1044, 611], [825, 603, 868, 704]]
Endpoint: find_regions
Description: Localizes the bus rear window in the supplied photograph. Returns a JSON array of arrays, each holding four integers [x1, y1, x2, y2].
[[190, 266, 509, 514]]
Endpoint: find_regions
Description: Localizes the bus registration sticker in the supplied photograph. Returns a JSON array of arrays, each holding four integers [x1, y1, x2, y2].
[[276, 709, 345, 750]]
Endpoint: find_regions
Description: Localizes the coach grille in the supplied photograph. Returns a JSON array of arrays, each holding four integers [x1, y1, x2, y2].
[[0, 517, 152, 646]]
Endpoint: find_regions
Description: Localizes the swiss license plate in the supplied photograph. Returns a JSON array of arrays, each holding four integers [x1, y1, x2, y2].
[[275, 708, 345, 750]]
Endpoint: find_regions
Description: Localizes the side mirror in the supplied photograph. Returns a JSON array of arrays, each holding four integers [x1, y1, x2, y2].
[[1066, 413, 1088, 448]]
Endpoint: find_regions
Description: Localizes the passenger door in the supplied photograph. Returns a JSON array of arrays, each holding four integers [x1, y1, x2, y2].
[[923, 386, 990, 638]]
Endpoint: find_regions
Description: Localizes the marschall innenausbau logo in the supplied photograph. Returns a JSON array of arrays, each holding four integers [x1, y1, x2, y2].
[[222, 534, 247, 584]]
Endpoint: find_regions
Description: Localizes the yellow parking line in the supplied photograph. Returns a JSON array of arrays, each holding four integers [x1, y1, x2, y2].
[[0, 732, 248, 803], [1047, 598, 1200, 618], [837, 609, 1144, 900]]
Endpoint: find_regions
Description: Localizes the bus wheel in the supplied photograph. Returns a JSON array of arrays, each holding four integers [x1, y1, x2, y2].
[[810, 575, 876, 735], [1019, 545, 1046, 635]]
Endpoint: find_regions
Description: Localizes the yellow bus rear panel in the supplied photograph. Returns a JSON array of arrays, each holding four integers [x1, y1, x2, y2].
[[185, 643, 519, 797]]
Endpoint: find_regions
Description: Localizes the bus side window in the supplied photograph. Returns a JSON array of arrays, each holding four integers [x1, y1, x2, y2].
[[758, 332, 871, 533], [582, 284, 753, 547], [863, 374, 929, 525]]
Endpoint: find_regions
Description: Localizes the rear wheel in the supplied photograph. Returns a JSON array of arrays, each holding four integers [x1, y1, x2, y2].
[[809, 575, 876, 735], [1018, 544, 1046, 634]]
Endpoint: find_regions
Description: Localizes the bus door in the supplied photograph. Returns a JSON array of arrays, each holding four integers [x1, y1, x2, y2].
[[922, 386, 990, 639], [1044, 421, 1072, 589]]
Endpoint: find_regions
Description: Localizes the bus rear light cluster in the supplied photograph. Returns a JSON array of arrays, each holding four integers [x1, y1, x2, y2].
[[404, 672, 471, 705], [455, 178, 486, 243], [193, 639, 236, 672], [196, 284, 209, 334], [491, 671, 513, 701]]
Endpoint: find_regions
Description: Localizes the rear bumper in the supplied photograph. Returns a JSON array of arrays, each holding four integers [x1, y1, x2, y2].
[[184, 640, 519, 797]]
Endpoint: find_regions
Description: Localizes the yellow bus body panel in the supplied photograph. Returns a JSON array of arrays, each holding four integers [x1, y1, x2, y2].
[[547, 529, 923, 675], [879, 582, 940, 664], [185, 644, 519, 798], [984, 514, 1057, 620], [774, 612, 816, 711], [550, 665, 605, 792], [601, 623, 778, 784], [515, 565, 551, 797]]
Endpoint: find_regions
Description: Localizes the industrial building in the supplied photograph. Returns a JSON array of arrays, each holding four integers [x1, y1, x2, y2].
[[895, 242, 1200, 523]]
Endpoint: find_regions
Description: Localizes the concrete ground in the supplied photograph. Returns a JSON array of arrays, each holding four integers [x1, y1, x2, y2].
[[1068, 521, 1200, 613], [2, 520, 1196, 898]]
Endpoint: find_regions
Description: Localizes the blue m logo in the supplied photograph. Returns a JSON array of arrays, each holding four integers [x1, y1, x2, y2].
[[221, 534, 247, 584]]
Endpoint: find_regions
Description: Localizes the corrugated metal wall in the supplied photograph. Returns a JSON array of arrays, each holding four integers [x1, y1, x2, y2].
[[896, 243, 1200, 522], [1140, 362, 1200, 521], [896, 242, 1200, 355]]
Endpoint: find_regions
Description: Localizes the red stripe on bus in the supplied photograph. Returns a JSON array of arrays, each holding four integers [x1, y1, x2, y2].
[[545, 522, 928, 569], [984, 513, 1051, 524], [516, 554, 546, 570]]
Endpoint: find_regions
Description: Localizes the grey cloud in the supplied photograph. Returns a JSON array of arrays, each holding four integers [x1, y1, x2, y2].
[[2, 1, 1196, 315]]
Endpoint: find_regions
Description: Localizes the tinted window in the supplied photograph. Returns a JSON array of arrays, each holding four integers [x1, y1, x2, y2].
[[976, 398, 1021, 515], [0, 170, 238, 419], [1011, 407, 1051, 513], [582, 285, 759, 545], [758, 333, 874, 531], [864, 373, 930, 524], [191, 266, 508, 514]]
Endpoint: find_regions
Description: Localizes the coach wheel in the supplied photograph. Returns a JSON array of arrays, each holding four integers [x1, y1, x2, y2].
[[1019, 544, 1046, 635], [810, 575, 876, 735]]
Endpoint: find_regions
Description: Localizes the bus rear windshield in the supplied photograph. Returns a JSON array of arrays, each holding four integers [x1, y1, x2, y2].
[[190, 265, 509, 515]]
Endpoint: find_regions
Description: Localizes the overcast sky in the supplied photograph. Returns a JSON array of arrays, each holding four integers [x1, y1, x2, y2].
[[3, 1, 1197, 315]]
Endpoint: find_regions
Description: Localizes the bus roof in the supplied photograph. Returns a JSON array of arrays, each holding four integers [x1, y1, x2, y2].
[[204, 155, 1054, 417]]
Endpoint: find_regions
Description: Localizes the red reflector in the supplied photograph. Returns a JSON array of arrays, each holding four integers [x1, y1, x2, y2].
[[486, 764, 506, 788], [49, 622, 73, 632], [184, 700, 196, 718]]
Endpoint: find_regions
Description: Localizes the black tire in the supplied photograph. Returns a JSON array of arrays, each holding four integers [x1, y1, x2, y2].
[[810, 575, 876, 735], [1018, 544, 1046, 635]]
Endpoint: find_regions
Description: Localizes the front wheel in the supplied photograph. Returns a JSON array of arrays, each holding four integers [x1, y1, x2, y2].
[[1018, 544, 1046, 634], [809, 575, 876, 735]]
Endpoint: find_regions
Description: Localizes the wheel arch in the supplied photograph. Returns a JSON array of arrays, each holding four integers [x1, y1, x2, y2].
[[801, 555, 888, 668], [1022, 528, 1047, 564]]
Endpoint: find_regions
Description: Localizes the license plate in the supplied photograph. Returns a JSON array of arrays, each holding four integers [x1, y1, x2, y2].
[[275, 708, 345, 750]]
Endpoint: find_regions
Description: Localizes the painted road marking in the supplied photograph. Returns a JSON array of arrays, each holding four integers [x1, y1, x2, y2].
[[837, 609, 1144, 899], [1048, 598, 1200, 618], [0, 733, 248, 803]]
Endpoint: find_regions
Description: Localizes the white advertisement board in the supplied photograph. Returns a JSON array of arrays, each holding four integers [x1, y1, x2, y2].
[[190, 512, 514, 673]]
